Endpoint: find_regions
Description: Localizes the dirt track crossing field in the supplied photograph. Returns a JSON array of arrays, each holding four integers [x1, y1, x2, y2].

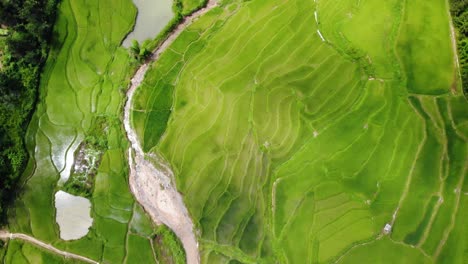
[[0, 230, 98, 264]]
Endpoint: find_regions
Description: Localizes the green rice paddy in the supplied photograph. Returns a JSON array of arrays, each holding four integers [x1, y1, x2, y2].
[[4, 0, 171, 262], [180, 0, 207, 15], [131, 0, 467, 263], [3, 0, 466, 262], [3, 240, 86, 264]]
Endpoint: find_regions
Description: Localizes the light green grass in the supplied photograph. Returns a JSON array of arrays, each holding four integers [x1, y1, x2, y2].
[[133, 0, 467, 263], [397, 0, 456, 95], [125, 234, 156, 263], [181, 0, 206, 15], [339, 237, 432, 263], [340, 0, 400, 78]]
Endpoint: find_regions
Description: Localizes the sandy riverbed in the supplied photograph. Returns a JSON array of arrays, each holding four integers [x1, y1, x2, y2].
[[122, 2, 218, 263]]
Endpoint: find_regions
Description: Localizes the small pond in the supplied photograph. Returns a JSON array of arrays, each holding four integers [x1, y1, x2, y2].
[[55, 191, 93, 240], [122, 0, 174, 47]]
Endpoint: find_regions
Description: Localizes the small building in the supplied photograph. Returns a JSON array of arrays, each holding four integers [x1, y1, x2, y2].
[[383, 223, 392, 234]]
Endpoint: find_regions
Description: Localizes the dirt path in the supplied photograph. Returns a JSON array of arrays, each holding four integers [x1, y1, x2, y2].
[[389, 101, 428, 227], [445, 0, 462, 94], [123, 1, 218, 264], [0, 230, 98, 264]]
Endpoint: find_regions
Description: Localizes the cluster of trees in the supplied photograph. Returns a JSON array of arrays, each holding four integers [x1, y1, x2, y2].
[[129, 39, 152, 62], [62, 116, 111, 198], [450, 0, 468, 95], [0, 0, 58, 223]]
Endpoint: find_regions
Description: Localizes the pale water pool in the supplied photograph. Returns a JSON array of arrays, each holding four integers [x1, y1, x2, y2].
[[122, 0, 174, 47], [54, 191, 93, 240]]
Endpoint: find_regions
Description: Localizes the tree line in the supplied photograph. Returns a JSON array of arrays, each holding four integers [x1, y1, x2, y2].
[[450, 0, 468, 95], [0, 0, 59, 223]]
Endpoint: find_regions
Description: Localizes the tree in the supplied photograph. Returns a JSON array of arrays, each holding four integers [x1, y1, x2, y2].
[[130, 39, 140, 59], [129, 39, 151, 62], [0, 0, 59, 224]]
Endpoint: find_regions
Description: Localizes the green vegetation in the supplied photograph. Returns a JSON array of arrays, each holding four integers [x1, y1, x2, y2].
[[127, 0, 212, 63], [129, 40, 152, 63], [0, 240, 5, 261], [141, 0, 189, 52], [2, 240, 85, 263], [397, 0, 456, 95], [5, 0, 168, 262], [339, 237, 432, 264], [2, 0, 467, 262], [133, 0, 467, 263], [62, 116, 113, 197], [180, 0, 207, 16], [153, 225, 186, 264], [0, 0, 58, 222], [450, 0, 468, 94]]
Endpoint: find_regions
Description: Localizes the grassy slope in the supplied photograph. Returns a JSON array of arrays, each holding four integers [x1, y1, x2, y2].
[[133, 0, 467, 263], [5, 0, 160, 262]]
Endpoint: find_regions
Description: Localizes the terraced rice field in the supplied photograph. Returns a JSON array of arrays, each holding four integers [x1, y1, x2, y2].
[[2, 240, 86, 264], [181, 0, 207, 15], [131, 0, 467, 263], [4, 0, 165, 262]]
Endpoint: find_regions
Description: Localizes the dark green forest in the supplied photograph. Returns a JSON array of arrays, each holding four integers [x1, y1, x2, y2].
[[450, 0, 468, 94], [0, 0, 58, 222]]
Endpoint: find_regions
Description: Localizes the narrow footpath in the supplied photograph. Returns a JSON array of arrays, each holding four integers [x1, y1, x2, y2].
[[0, 230, 98, 264], [123, 1, 218, 264]]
